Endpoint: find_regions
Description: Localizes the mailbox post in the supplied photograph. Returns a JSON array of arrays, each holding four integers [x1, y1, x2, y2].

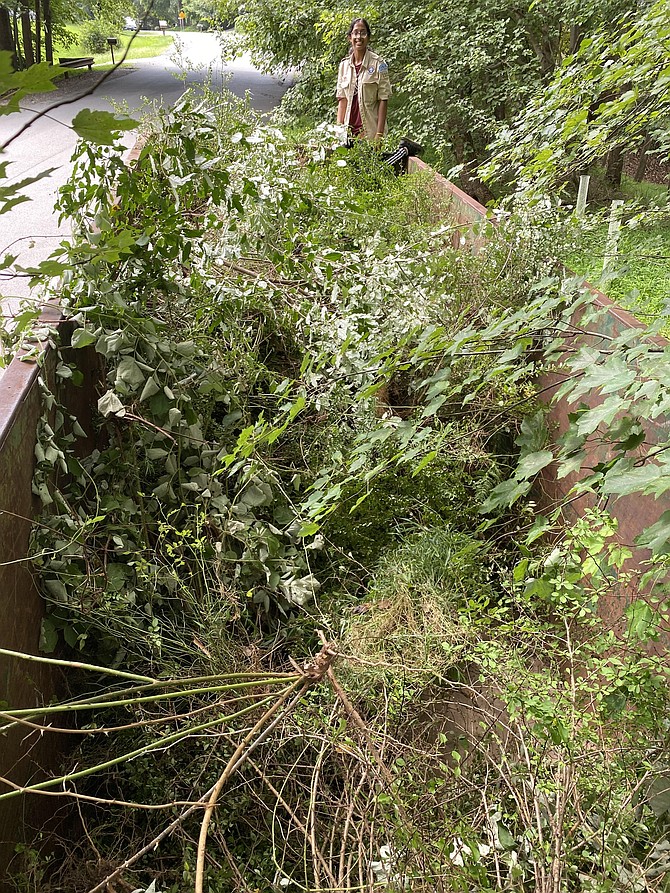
[[107, 36, 119, 64]]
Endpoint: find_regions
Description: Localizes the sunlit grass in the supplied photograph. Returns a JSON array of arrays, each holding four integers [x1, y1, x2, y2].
[[567, 220, 670, 331], [55, 26, 173, 66]]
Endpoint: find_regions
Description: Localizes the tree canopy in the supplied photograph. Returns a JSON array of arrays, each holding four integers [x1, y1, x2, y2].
[[484, 0, 670, 195]]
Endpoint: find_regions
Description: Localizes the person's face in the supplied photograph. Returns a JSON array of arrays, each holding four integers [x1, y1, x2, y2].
[[348, 22, 369, 54]]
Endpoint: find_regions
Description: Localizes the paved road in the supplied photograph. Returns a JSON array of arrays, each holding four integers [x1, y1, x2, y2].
[[0, 31, 292, 326]]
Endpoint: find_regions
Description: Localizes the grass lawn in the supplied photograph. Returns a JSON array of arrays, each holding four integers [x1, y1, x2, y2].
[[55, 27, 173, 66], [568, 220, 670, 329], [567, 174, 670, 331]]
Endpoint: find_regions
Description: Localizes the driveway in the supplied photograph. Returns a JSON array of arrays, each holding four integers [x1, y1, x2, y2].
[[0, 31, 293, 327]]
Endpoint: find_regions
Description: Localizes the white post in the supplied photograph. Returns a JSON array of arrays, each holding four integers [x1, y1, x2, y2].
[[603, 199, 624, 273], [575, 175, 590, 217]]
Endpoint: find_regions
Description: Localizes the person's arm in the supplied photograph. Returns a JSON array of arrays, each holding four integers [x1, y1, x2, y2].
[[375, 60, 392, 139], [375, 100, 388, 139], [337, 97, 348, 125]]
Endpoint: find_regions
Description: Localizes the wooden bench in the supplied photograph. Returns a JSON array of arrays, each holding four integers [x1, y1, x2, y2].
[[58, 57, 94, 71]]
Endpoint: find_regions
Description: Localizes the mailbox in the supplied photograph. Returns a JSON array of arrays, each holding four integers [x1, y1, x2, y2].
[[107, 37, 119, 64]]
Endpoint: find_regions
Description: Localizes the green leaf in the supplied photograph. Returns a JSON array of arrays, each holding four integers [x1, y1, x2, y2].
[[480, 479, 531, 514], [636, 511, 670, 554], [556, 451, 585, 480], [45, 579, 68, 602], [497, 823, 515, 849], [241, 482, 273, 507], [98, 390, 126, 418], [647, 776, 670, 817], [412, 450, 437, 476], [116, 356, 146, 390], [549, 719, 570, 746], [625, 599, 658, 641], [513, 558, 529, 582], [575, 396, 626, 436], [70, 327, 97, 349], [602, 462, 668, 498], [71, 109, 137, 145], [39, 617, 59, 653], [526, 515, 552, 545], [515, 450, 554, 480], [576, 358, 635, 397], [140, 376, 161, 402], [0, 56, 59, 107], [146, 448, 169, 460], [516, 410, 547, 453]]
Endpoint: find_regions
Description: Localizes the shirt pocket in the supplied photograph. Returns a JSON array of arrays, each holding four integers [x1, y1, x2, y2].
[[339, 70, 352, 89], [361, 75, 379, 103]]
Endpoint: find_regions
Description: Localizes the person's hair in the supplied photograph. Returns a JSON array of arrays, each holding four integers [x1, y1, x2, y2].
[[347, 17, 371, 38]]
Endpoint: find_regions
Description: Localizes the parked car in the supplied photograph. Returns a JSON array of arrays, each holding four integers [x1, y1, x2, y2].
[[124, 16, 138, 29]]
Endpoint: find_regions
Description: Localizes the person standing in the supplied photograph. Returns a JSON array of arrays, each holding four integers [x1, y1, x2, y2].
[[336, 18, 391, 143]]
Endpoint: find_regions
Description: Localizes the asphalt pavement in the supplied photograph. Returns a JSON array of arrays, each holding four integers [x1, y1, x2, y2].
[[0, 31, 293, 335]]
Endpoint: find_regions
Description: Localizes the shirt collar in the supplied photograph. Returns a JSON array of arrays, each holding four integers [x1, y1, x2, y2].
[[350, 48, 371, 69]]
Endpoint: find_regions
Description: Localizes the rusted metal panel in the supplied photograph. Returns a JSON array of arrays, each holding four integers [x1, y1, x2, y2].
[[409, 157, 488, 247], [0, 304, 101, 883], [0, 347, 64, 883], [408, 161, 670, 640]]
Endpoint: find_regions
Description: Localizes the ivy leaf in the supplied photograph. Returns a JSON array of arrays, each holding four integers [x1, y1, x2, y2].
[[45, 579, 68, 601], [98, 390, 126, 418], [116, 356, 146, 390], [241, 481, 273, 507], [70, 327, 97, 349], [71, 109, 137, 145], [647, 776, 670, 818], [140, 376, 161, 401]]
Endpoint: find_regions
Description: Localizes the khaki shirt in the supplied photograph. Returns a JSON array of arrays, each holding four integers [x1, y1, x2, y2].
[[336, 49, 392, 140]]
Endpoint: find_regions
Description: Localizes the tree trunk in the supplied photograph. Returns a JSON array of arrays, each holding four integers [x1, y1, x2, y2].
[[0, 6, 16, 67], [605, 146, 625, 189], [569, 23, 583, 54], [42, 0, 52, 63], [12, 10, 22, 67], [20, 9, 34, 67], [634, 132, 652, 182], [35, 0, 41, 63]]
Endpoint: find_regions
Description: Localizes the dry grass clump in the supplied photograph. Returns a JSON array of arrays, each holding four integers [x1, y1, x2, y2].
[[344, 525, 493, 678]]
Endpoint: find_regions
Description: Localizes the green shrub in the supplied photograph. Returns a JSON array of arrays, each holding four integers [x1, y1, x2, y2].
[[80, 20, 123, 55]]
